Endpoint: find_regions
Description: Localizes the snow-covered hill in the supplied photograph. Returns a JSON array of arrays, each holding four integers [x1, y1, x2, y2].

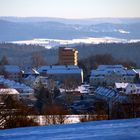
[[0, 119, 140, 140]]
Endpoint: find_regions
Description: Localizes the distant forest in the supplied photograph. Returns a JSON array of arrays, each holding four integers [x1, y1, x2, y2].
[[0, 42, 140, 68]]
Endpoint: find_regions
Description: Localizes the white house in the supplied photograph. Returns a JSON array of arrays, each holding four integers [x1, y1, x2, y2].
[[78, 84, 90, 94], [115, 83, 140, 95]]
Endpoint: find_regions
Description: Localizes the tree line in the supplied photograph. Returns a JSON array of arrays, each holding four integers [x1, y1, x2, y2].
[[78, 53, 136, 80]]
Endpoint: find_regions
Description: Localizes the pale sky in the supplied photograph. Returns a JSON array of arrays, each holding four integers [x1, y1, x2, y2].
[[0, 0, 140, 18]]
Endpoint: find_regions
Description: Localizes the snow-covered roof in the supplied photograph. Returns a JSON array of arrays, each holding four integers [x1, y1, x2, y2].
[[95, 87, 117, 99], [0, 76, 34, 94], [63, 47, 74, 50], [47, 69, 82, 74], [133, 69, 140, 73], [91, 69, 127, 76], [78, 84, 90, 94], [91, 70, 105, 76], [126, 69, 137, 75], [0, 88, 19, 95], [91, 65, 136, 76], [97, 65, 124, 70], [24, 75, 36, 81], [38, 65, 82, 74], [38, 65, 79, 70], [23, 68, 39, 75], [115, 83, 140, 89], [115, 83, 129, 89], [94, 86, 128, 102], [4, 65, 21, 73]]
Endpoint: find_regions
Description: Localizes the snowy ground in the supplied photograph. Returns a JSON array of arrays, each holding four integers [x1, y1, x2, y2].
[[0, 119, 140, 140]]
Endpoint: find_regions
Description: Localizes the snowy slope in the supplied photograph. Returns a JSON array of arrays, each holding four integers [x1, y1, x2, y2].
[[0, 119, 140, 140]]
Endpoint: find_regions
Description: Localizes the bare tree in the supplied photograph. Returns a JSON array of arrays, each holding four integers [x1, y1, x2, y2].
[[31, 52, 47, 68], [42, 103, 69, 125], [0, 55, 9, 65], [34, 78, 61, 113], [0, 95, 38, 129]]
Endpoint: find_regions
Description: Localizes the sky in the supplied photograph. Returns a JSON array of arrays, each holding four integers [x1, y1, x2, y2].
[[0, 0, 140, 18]]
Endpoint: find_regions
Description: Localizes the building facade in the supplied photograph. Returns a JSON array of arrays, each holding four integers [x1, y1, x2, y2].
[[1, 65, 22, 81], [115, 83, 140, 95], [90, 65, 137, 87], [59, 47, 78, 65], [38, 65, 83, 85]]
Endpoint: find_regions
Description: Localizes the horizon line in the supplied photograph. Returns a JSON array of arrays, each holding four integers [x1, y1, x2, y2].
[[0, 16, 140, 19]]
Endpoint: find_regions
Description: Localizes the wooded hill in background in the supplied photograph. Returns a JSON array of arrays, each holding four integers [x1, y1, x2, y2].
[[0, 42, 140, 68], [0, 18, 140, 41]]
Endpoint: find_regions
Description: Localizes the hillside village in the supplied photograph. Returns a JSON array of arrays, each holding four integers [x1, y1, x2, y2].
[[1, 46, 140, 128]]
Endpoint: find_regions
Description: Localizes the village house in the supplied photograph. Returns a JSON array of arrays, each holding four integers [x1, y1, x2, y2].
[[90, 65, 137, 87], [22, 68, 39, 78], [1, 65, 22, 81], [0, 88, 20, 103], [115, 83, 140, 95], [22, 68, 39, 87], [38, 65, 83, 85], [33, 76, 49, 88], [0, 76, 35, 102]]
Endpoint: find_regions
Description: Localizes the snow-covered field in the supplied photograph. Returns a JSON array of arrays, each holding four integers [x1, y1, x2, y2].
[[0, 118, 140, 140], [12, 37, 140, 49]]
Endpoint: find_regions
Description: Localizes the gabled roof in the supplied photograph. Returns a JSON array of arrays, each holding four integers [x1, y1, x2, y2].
[[91, 65, 136, 76], [95, 86, 117, 99], [0, 88, 19, 95], [115, 83, 128, 89], [97, 65, 124, 70], [126, 69, 137, 75], [47, 69, 82, 74], [133, 69, 140, 73], [0, 76, 34, 93], [95, 86, 127, 102], [38, 65, 82, 74], [23, 68, 39, 75]]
